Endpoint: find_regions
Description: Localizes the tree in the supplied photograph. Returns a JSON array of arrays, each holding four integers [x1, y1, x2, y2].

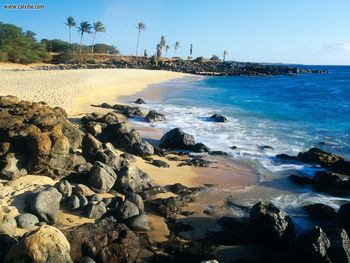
[[144, 49, 148, 57], [77, 21, 92, 46], [173, 41, 180, 57], [156, 43, 162, 59], [210, 54, 220, 61], [65, 16, 76, 44], [165, 45, 170, 57], [160, 36, 166, 48], [189, 44, 193, 59], [135, 22, 146, 56], [223, 50, 228, 62], [91, 21, 106, 54]]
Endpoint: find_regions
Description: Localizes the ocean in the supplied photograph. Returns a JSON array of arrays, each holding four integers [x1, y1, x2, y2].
[[127, 66, 350, 232]]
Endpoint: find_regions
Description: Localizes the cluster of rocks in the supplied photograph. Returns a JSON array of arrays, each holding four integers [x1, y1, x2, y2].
[[0, 95, 84, 179], [35, 56, 328, 76]]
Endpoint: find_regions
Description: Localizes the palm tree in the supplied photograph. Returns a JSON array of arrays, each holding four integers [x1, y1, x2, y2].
[[135, 22, 146, 56], [65, 16, 76, 43], [78, 21, 92, 46], [173, 41, 180, 57], [91, 21, 106, 54], [160, 36, 166, 48], [156, 44, 162, 59], [223, 50, 228, 62], [165, 45, 170, 57]]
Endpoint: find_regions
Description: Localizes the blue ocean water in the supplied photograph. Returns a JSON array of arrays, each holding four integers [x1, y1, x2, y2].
[[128, 66, 350, 228]]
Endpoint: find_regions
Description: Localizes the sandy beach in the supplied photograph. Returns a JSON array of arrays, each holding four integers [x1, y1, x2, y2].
[[0, 64, 186, 115]]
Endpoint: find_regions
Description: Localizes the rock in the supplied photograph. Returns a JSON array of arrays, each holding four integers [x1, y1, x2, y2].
[[0, 153, 27, 180], [326, 226, 350, 263], [298, 148, 350, 175], [133, 141, 154, 156], [94, 149, 125, 172], [209, 150, 228, 156], [66, 195, 80, 211], [54, 180, 73, 199], [145, 110, 166, 122], [73, 184, 95, 196], [120, 152, 136, 163], [166, 183, 205, 196], [75, 257, 96, 263], [126, 214, 150, 231], [338, 203, 350, 234], [0, 212, 16, 235], [88, 194, 103, 204], [184, 157, 212, 167], [50, 132, 70, 155], [275, 153, 299, 161], [134, 98, 146, 104], [259, 145, 274, 150], [5, 226, 72, 263], [304, 203, 337, 222], [75, 163, 93, 173], [125, 192, 144, 213], [85, 202, 107, 219], [88, 161, 117, 193], [191, 143, 211, 153], [17, 213, 39, 229], [62, 217, 142, 263], [25, 187, 62, 224], [159, 128, 196, 150], [312, 171, 350, 195], [250, 202, 295, 247], [297, 226, 330, 263], [0, 234, 18, 262], [0, 142, 11, 156], [112, 104, 143, 117], [113, 200, 140, 220], [289, 174, 313, 185], [116, 163, 156, 193], [78, 194, 88, 207], [210, 114, 228, 123], [81, 134, 103, 163], [152, 159, 170, 168]]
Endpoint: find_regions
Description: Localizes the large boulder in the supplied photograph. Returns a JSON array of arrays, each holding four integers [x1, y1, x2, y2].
[[159, 128, 196, 150], [112, 200, 140, 220], [54, 180, 72, 199], [312, 171, 350, 195], [25, 187, 62, 224], [297, 226, 330, 263], [81, 134, 103, 163], [297, 148, 350, 175], [145, 110, 166, 122], [304, 203, 337, 222], [338, 203, 350, 234], [134, 98, 146, 104], [5, 226, 72, 263], [94, 149, 125, 172], [88, 161, 117, 193], [249, 202, 295, 247], [116, 164, 155, 193], [62, 217, 142, 263], [0, 153, 27, 180], [85, 202, 107, 219], [17, 213, 39, 229], [210, 114, 228, 123]]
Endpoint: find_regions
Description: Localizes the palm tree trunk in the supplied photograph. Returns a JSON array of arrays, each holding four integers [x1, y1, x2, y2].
[[69, 26, 72, 44], [136, 30, 140, 56], [91, 32, 96, 54], [173, 48, 176, 58], [80, 33, 83, 45]]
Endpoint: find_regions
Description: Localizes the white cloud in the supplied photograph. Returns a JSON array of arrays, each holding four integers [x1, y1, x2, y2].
[[316, 39, 350, 53]]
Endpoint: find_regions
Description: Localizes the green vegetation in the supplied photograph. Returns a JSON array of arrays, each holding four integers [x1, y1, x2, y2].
[[0, 23, 50, 64], [78, 21, 93, 45], [210, 54, 220, 61], [91, 21, 106, 54], [92, 44, 119, 54], [135, 22, 146, 56]]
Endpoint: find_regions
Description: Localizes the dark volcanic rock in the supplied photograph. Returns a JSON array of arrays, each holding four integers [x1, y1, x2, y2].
[[312, 171, 350, 195], [112, 104, 143, 117], [250, 202, 295, 247], [17, 213, 39, 229], [62, 217, 142, 263], [88, 161, 117, 193], [276, 153, 299, 161], [288, 174, 313, 185], [145, 110, 166, 122], [152, 159, 170, 168], [116, 163, 155, 193], [0, 153, 27, 180], [85, 202, 107, 219], [81, 133, 103, 163], [134, 98, 146, 104], [25, 187, 62, 224], [338, 203, 350, 234], [191, 143, 211, 153], [297, 226, 330, 263], [159, 128, 195, 150], [54, 180, 72, 199], [304, 203, 337, 222], [210, 114, 228, 123]]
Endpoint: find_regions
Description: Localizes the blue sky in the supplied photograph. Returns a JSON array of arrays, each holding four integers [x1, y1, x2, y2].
[[1, 0, 350, 65]]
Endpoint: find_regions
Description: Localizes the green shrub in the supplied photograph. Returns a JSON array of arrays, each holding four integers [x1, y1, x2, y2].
[[0, 22, 50, 64], [92, 44, 119, 54]]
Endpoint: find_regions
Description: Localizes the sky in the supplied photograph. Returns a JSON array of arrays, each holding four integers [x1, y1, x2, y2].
[[1, 0, 350, 65]]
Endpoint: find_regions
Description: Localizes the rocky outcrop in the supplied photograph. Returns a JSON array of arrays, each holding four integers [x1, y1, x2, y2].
[[88, 161, 118, 193], [159, 128, 196, 150], [312, 171, 350, 195], [304, 203, 337, 222], [297, 148, 350, 175], [5, 226, 72, 263], [210, 114, 228, 123], [62, 217, 143, 263], [116, 163, 155, 193], [0, 96, 84, 179], [145, 110, 166, 122], [25, 187, 62, 224], [249, 202, 295, 247]]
